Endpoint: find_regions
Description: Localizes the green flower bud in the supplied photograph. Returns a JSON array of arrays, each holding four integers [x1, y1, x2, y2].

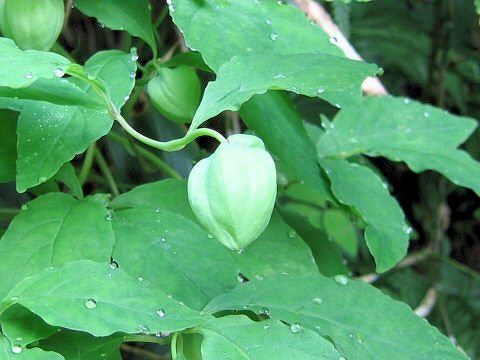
[[147, 66, 201, 124], [188, 134, 277, 250], [0, 0, 65, 51]]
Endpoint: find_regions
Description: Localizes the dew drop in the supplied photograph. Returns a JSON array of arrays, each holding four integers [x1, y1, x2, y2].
[[161, 237, 166, 242], [255, 274, 264, 281], [270, 32, 278, 41], [155, 331, 170, 337], [237, 249, 244, 255], [11, 345, 22, 354], [84, 299, 97, 309], [207, 234, 214, 239], [288, 229, 297, 238], [312, 297, 323, 305], [156, 308, 166, 317], [335, 103, 341, 109], [21, 204, 28, 211], [222, 352, 227, 356], [265, 18, 272, 25], [138, 324, 151, 334], [273, 74, 286, 79], [129, 71, 136, 79], [109, 259, 119, 270], [263, 324, 270, 329], [403, 98, 411, 105], [105, 212, 113, 221], [131, 54, 139, 62], [423, 111, 430, 118], [53, 68, 65, 78], [290, 323, 303, 333], [24, 72, 33, 79], [404, 225, 413, 235], [38, 176, 48, 183], [334, 275, 348, 285], [236, 274, 246, 283], [138, 276, 144, 282], [317, 87, 326, 95], [259, 307, 270, 316], [123, 95, 130, 101], [329, 36, 338, 45]]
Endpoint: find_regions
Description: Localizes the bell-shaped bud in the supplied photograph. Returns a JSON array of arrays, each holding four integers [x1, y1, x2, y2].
[[0, 0, 65, 51], [147, 66, 201, 124], [188, 134, 277, 250]]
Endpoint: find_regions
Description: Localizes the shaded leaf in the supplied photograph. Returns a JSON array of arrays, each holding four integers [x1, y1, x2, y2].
[[0, 109, 17, 182], [74, 0, 156, 54], [320, 158, 409, 272]]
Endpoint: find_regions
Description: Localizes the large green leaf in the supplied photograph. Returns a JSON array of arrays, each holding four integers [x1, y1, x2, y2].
[[0, 37, 70, 88], [1, 305, 57, 348], [170, 0, 343, 71], [0, 109, 17, 183], [0, 335, 64, 360], [320, 158, 409, 272], [193, 315, 340, 359], [74, 0, 156, 54], [15, 50, 136, 192], [111, 179, 317, 310], [240, 92, 332, 202], [205, 273, 468, 360], [0, 193, 114, 300], [317, 96, 480, 195], [2, 261, 207, 337], [190, 53, 379, 130], [40, 331, 123, 360]]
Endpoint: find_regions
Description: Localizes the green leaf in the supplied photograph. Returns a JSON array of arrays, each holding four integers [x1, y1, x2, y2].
[[74, 0, 156, 54], [1, 305, 57, 347], [476, 0, 480, 24], [52, 163, 83, 199], [111, 179, 317, 310], [2, 260, 206, 337], [170, 0, 343, 71], [15, 50, 136, 192], [0, 335, 64, 360], [0, 37, 70, 89], [195, 315, 341, 359], [40, 330, 123, 360], [240, 91, 332, 202], [317, 96, 480, 195], [319, 158, 409, 272], [0, 193, 114, 300], [191, 53, 379, 130], [323, 209, 358, 256], [205, 273, 468, 360], [0, 109, 17, 182]]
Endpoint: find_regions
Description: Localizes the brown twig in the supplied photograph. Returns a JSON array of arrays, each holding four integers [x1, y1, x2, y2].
[[414, 287, 437, 318], [294, 0, 388, 96]]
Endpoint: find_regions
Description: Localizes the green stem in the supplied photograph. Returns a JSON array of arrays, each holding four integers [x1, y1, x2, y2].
[[0, 208, 20, 218], [108, 131, 182, 179], [113, 109, 227, 151], [78, 143, 96, 185], [94, 147, 120, 197]]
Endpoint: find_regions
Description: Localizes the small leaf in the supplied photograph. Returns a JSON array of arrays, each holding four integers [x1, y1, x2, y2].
[[0, 335, 64, 360], [319, 158, 409, 272], [74, 0, 156, 54]]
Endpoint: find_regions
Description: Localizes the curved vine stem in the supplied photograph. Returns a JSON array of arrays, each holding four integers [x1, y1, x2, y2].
[[114, 108, 227, 151]]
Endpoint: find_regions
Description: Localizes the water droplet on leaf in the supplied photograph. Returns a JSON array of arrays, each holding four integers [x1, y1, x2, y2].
[[317, 87, 325, 94], [329, 36, 338, 45], [24, 72, 33, 79], [312, 297, 323, 305], [138, 324, 151, 334], [334, 275, 348, 285], [11, 345, 22, 354], [290, 323, 303, 333], [259, 307, 270, 316], [156, 309, 166, 317], [84, 299, 97, 309], [270, 32, 278, 41], [109, 259, 119, 270]]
